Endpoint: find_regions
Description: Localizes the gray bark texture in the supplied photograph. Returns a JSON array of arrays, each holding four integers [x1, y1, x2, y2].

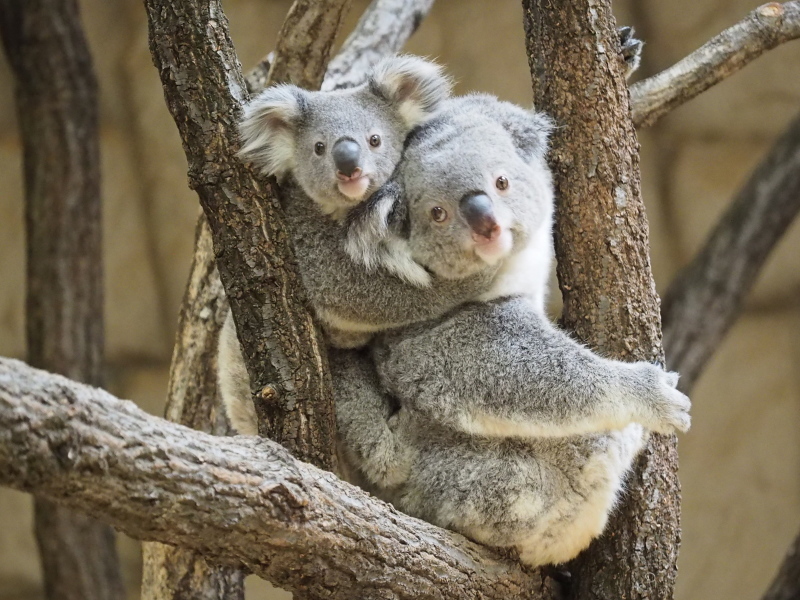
[[630, 1, 800, 128], [0, 357, 553, 600], [144, 0, 338, 468], [763, 531, 800, 600], [662, 111, 800, 391], [140, 219, 244, 600], [522, 1, 681, 599], [0, 1, 125, 599]]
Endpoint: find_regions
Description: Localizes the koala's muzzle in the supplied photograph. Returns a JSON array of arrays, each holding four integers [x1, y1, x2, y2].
[[460, 193, 500, 241], [333, 138, 362, 178]]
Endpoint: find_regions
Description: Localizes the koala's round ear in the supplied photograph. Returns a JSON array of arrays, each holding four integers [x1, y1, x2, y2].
[[345, 180, 404, 269], [369, 55, 452, 128], [238, 84, 308, 178], [500, 107, 554, 164]]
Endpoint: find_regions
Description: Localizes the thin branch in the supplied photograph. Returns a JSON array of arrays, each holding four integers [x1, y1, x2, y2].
[[0, 1, 124, 598], [322, 0, 434, 91], [0, 357, 550, 600], [763, 531, 800, 600], [631, 1, 800, 128], [267, 0, 351, 88], [662, 111, 800, 391]]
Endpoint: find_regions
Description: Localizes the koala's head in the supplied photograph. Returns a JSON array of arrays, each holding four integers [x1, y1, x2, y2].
[[238, 55, 451, 218], [346, 94, 554, 285]]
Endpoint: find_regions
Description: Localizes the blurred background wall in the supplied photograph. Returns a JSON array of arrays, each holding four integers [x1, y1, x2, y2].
[[0, 0, 799, 599]]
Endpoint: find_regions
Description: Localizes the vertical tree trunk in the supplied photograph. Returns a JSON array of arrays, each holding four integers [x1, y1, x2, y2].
[[522, 2, 681, 599], [0, 1, 125, 600], [140, 218, 244, 600]]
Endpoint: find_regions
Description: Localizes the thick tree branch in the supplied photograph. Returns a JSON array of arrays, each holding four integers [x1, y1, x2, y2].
[[523, 1, 680, 599], [0, 357, 549, 600], [763, 531, 800, 600], [144, 0, 337, 467], [0, 2, 124, 599], [141, 219, 243, 600], [268, 0, 351, 88], [662, 112, 800, 391], [322, 0, 434, 91], [631, 1, 800, 128]]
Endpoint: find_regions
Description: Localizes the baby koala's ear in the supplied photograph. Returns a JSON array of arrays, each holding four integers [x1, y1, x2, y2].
[[238, 84, 308, 179], [369, 55, 452, 128], [500, 106, 554, 164]]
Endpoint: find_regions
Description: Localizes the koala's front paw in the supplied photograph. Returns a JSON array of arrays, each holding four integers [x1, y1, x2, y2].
[[618, 26, 643, 79], [638, 364, 691, 434]]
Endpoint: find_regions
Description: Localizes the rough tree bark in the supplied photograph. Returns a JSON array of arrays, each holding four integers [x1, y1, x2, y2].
[[0, 357, 551, 600], [662, 111, 800, 391], [630, 1, 800, 128], [523, 2, 680, 599], [140, 219, 244, 600], [0, 2, 125, 600], [145, 0, 338, 469]]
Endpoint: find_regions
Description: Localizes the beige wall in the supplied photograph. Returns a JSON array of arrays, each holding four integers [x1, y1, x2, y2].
[[1, 1, 799, 599]]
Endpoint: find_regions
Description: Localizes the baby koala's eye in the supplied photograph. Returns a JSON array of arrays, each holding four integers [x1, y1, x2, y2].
[[369, 134, 382, 148], [495, 175, 509, 191], [430, 206, 448, 223], [314, 142, 326, 156]]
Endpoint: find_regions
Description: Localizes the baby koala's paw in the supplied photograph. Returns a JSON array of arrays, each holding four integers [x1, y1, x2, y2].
[[639, 364, 691, 434]]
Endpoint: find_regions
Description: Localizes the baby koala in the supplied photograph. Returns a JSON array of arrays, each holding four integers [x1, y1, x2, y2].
[[333, 100, 690, 568]]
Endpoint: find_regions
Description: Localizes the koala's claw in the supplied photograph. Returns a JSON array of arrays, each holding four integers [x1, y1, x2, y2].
[[618, 26, 643, 79], [649, 368, 692, 434]]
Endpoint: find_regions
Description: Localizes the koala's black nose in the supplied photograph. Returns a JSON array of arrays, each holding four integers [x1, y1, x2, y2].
[[460, 193, 500, 240], [332, 138, 362, 177]]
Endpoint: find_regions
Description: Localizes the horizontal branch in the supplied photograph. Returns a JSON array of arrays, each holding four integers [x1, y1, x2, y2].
[[662, 111, 800, 390], [0, 357, 547, 600], [631, 1, 800, 128]]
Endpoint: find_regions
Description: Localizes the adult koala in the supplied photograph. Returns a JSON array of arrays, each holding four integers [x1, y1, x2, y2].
[[333, 97, 690, 567]]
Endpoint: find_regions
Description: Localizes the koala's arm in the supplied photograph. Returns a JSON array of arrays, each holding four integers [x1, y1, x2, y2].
[[374, 297, 690, 439], [217, 311, 258, 435], [330, 348, 414, 489]]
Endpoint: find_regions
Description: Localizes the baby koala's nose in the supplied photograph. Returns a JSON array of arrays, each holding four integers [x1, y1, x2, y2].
[[460, 192, 500, 241], [333, 138, 362, 178]]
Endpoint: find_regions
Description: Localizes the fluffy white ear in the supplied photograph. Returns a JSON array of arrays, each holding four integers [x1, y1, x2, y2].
[[238, 84, 307, 178], [369, 55, 452, 128]]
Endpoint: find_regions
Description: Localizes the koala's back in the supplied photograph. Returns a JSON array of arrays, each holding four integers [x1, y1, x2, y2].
[[282, 181, 500, 334], [389, 421, 645, 566]]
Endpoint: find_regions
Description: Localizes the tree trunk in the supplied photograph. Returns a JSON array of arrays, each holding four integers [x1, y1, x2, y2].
[[140, 218, 244, 600], [522, 1, 681, 598], [0, 1, 124, 599]]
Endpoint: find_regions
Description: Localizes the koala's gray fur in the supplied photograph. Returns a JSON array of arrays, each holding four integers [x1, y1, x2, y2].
[[334, 295, 690, 567]]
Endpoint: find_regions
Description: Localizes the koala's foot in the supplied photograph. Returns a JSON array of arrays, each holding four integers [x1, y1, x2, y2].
[[618, 26, 643, 79], [637, 364, 692, 434]]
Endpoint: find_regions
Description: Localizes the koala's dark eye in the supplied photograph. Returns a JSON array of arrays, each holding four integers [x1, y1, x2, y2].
[[314, 142, 326, 156], [496, 176, 509, 191], [430, 207, 448, 223], [369, 134, 381, 148]]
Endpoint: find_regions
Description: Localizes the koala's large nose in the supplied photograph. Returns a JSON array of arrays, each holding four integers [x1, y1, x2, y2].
[[460, 193, 500, 240], [332, 138, 362, 178]]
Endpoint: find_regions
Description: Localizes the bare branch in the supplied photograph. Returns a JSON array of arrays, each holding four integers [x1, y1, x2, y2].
[[631, 1, 800, 128], [322, 0, 434, 91], [662, 112, 800, 391], [0, 1, 124, 598], [0, 357, 550, 600], [268, 0, 351, 88], [763, 531, 800, 600]]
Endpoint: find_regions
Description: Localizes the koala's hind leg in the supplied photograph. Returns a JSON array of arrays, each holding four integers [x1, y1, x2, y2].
[[217, 311, 258, 435], [330, 348, 415, 490]]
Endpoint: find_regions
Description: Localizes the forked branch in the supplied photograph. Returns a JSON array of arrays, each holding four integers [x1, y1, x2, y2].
[[631, 1, 800, 128]]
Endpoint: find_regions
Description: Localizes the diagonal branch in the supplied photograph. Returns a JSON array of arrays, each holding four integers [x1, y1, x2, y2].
[[662, 111, 800, 391], [0, 357, 549, 600], [631, 1, 800, 128], [763, 530, 800, 600]]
